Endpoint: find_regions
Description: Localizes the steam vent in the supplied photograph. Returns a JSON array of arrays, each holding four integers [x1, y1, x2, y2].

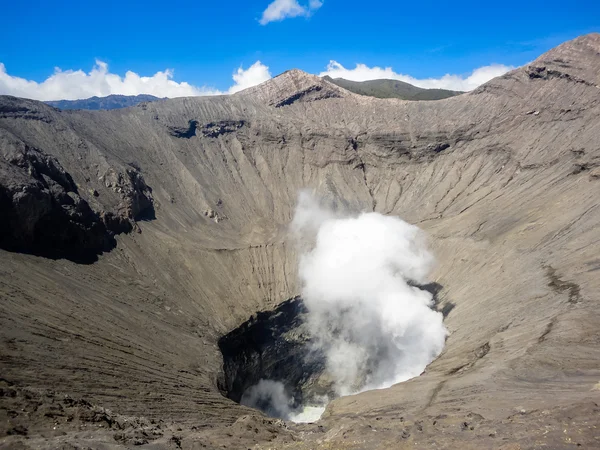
[[1, 34, 600, 448]]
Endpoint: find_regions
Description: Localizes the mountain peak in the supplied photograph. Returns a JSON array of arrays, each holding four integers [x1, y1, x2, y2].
[[526, 33, 600, 86], [238, 68, 349, 107]]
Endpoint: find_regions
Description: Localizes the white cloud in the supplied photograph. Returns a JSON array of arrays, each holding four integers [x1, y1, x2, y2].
[[228, 61, 272, 94], [320, 60, 515, 91], [308, 0, 323, 10], [0, 60, 272, 101], [0, 56, 513, 101], [259, 0, 323, 25]]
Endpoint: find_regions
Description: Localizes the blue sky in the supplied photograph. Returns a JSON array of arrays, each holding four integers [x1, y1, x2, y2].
[[0, 0, 598, 99]]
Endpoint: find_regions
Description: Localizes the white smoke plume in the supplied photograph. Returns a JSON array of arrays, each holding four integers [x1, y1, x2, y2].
[[241, 192, 447, 422], [241, 379, 326, 423], [293, 192, 447, 395], [241, 379, 294, 419]]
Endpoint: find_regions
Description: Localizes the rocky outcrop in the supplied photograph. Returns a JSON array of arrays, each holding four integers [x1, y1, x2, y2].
[[201, 120, 245, 138], [0, 141, 113, 261], [99, 167, 154, 223], [0, 133, 155, 260], [0, 96, 54, 122], [168, 119, 199, 138]]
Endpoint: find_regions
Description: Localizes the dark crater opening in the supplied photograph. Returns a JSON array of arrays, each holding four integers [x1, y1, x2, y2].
[[217, 297, 329, 418], [218, 285, 452, 420]]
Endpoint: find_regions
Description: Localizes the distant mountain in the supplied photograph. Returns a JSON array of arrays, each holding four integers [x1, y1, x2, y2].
[[323, 76, 463, 100], [46, 94, 163, 110], [44, 79, 459, 111]]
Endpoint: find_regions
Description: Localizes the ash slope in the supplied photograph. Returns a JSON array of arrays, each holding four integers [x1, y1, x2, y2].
[[1, 33, 600, 448]]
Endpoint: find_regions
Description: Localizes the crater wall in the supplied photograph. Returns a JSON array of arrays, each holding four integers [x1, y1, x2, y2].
[[1, 34, 599, 448]]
